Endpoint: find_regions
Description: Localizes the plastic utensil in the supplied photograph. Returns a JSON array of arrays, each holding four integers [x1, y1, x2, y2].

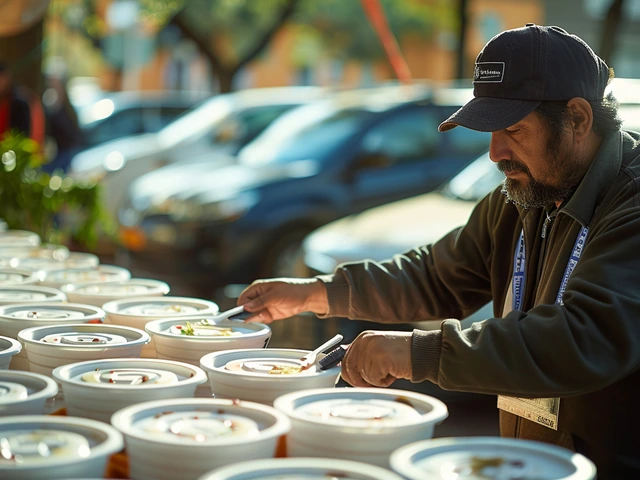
[[299, 334, 343, 369]]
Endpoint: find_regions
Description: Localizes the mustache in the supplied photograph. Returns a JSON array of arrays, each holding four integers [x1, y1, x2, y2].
[[497, 160, 531, 175]]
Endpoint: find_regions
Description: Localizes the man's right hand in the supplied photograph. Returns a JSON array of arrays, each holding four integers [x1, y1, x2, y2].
[[237, 278, 329, 323]]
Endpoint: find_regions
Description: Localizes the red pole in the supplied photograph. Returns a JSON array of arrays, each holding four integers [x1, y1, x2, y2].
[[360, 0, 413, 84]]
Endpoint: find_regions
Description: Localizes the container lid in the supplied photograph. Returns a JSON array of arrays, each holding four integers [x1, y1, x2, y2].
[[200, 458, 406, 480], [146, 317, 268, 341], [0, 415, 123, 469], [54, 358, 206, 390], [64, 252, 100, 269], [0, 230, 40, 248], [18, 324, 149, 349], [0, 286, 67, 304], [274, 388, 448, 429], [103, 296, 218, 317], [41, 266, 131, 286], [389, 437, 597, 480], [0, 244, 68, 261], [0, 268, 41, 286], [0, 371, 58, 406], [0, 303, 105, 323], [62, 279, 170, 298], [111, 398, 290, 447]]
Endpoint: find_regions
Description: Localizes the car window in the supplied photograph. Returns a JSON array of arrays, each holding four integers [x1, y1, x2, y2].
[[212, 105, 295, 147], [81, 108, 144, 146], [360, 108, 440, 162], [445, 126, 492, 156]]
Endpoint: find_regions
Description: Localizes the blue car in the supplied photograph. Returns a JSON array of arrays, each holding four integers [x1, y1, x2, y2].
[[116, 85, 490, 296]]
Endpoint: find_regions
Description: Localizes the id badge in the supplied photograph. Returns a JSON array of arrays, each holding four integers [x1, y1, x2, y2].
[[497, 396, 560, 430]]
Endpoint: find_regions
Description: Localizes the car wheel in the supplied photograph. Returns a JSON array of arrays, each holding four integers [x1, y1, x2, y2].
[[260, 229, 311, 278]]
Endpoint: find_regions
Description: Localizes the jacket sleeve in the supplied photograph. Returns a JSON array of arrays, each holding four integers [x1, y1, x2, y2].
[[317, 190, 499, 324], [414, 203, 640, 397]]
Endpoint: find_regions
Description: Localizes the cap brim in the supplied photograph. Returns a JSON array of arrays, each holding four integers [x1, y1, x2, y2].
[[438, 97, 542, 132]]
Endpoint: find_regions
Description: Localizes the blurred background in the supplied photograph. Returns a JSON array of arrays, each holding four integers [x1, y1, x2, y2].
[[1, 0, 640, 438]]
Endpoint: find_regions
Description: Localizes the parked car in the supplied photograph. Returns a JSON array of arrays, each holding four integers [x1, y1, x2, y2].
[[70, 86, 326, 220], [115, 84, 491, 294], [76, 91, 209, 148]]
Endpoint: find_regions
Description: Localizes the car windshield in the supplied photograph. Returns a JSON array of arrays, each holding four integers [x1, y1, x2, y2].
[[442, 152, 505, 201], [238, 103, 375, 167]]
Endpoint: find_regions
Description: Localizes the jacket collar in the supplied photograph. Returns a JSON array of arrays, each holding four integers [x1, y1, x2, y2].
[[559, 130, 623, 227]]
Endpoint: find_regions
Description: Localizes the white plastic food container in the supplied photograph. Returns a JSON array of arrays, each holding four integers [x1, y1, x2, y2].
[[390, 437, 597, 480], [0, 285, 67, 306], [0, 268, 42, 286], [273, 387, 449, 468], [200, 349, 341, 405], [62, 278, 170, 307], [103, 296, 218, 358], [53, 358, 207, 423], [0, 335, 21, 369], [0, 243, 69, 261], [40, 265, 131, 289], [62, 252, 100, 269], [146, 316, 271, 366], [0, 370, 58, 416], [18, 324, 150, 377], [111, 398, 291, 480], [0, 303, 105, 371], [199, 458, 406, 480], [0, 229, 40, 248], [0, 415, 123, 479]]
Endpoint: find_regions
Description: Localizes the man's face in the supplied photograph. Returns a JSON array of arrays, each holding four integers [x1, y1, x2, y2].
[[490, 111, 584, 209]]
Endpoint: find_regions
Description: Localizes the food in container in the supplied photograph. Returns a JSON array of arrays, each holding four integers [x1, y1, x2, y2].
[[0, 268, 42, 286], [40, 265, 131, 289], [146, 316, 270, 366], [0, 335, 21, 369], [0, 370, 58, 415], [103, 296, 218, 358], [0, 285, 67, 306], [199, 349, 341, 405], [111, 398, 290, 480], [18, 324, 150, 377], [0, 229, 40, 248], [53, 358, 207, 422], [0, 303, 105, 371], [389, 437, 597, 480], [62, 278, 170, 307], [198, 458, 405, 480], [0, 415, 123, 479], [273, 387, 449, 468]]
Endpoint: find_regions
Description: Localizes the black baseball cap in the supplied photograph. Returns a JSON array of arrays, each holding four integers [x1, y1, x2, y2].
[[439, 24, 610, 132]]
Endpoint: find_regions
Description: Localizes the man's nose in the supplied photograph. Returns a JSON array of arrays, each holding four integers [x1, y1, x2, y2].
[[489, 131, 510, 163]]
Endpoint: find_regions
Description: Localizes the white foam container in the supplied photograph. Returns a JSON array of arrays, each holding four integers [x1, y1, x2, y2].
[[111, 398, 291, 480], [103, 296, 219, 358], [200, 349, 341, 406], [0, 285, 67, 305], [0, 243, 69, 261], [53, 358, 207, 422], [0, 267, 42, 286], [390, 437, 597, 480], [146, 316, 271, 366], [0, 415, 123, 479], [0, 335, 22, 369], [0, 370, 58, 415], [0, 229, 40, 248], [273, 387, 449, 468], [18, 323, 150, 377], [62, 278, 170, 307], [0, 303, 105, 371], [40, 265, 131, 289], [63, 252, 100, 269]]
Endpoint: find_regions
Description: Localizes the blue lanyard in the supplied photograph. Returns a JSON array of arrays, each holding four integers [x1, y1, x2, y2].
[[512, 225, 589, 311]]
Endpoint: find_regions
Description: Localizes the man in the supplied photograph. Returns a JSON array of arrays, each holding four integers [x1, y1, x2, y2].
[[238, 25, 640, 478]]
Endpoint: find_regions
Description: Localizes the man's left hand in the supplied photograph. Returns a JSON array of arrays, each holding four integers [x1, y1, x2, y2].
[[341, 330, 412, 387]]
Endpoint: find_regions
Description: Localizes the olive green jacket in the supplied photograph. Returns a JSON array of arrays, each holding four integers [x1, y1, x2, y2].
[[319, 130, 640, 478]]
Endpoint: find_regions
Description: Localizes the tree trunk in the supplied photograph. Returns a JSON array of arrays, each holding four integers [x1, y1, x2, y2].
[[0, 18, 44, 95], [456, 0, 469, 80], [217, 71, 235, 94], [600, 0, 624, 65]]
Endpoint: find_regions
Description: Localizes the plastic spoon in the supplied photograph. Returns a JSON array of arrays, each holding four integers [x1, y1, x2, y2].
[[299, 334, 344, 370], [207, 305, 248, 322]]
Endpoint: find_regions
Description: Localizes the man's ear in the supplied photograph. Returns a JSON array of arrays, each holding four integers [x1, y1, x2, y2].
[[566, 97, 593, 142]]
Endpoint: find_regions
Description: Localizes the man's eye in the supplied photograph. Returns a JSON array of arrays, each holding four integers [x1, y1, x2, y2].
[[506, 128, 520, 134]]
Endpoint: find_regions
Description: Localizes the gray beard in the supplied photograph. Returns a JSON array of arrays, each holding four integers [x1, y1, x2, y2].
[[500, 177, 576, 209]]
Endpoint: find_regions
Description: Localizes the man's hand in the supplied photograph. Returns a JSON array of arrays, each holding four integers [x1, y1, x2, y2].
[[237, 277, 329, 323], [341, 330, 413, 387]]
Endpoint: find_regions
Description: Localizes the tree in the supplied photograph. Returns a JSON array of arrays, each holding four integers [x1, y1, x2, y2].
[[600, 0, 624, 65]]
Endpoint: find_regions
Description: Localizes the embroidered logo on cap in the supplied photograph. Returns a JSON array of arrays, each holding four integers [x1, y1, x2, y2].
[[474, 62, 505, 83]]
